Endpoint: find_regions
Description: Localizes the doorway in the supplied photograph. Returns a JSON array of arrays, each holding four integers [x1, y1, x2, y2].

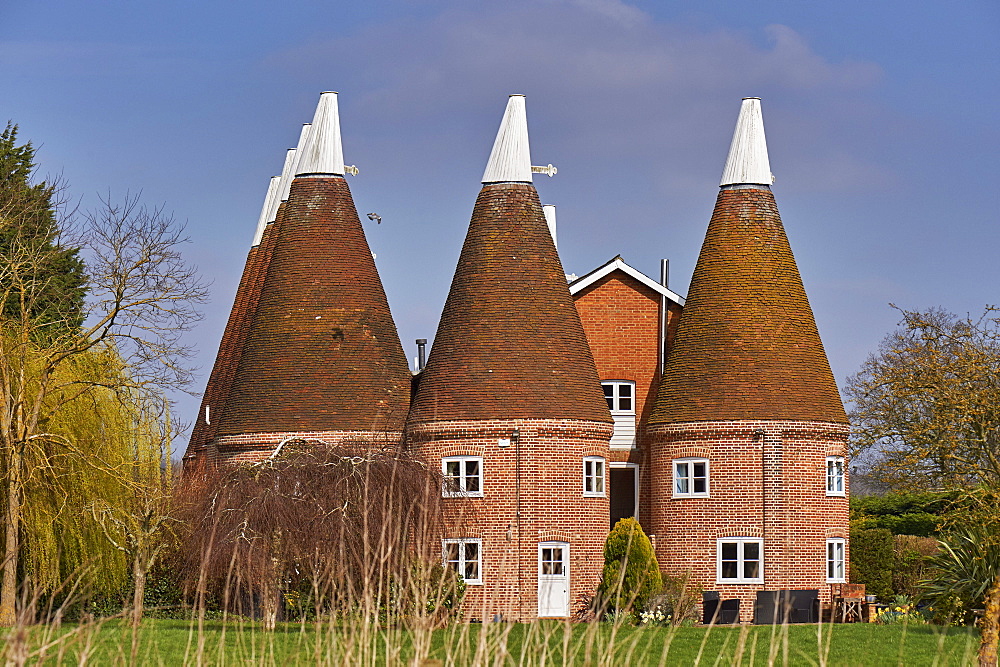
[[609, 463, 638, 529], [537, 542, 570, 617]]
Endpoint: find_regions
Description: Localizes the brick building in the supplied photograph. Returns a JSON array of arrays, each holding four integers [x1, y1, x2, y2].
[[184, 94, 850, 622]]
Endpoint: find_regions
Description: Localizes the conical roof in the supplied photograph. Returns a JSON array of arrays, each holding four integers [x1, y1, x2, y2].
[[409, 98, 609, 424], [184, 136, 306, 461], [217, 94, 411, 435], [650, 100, 846, 425]]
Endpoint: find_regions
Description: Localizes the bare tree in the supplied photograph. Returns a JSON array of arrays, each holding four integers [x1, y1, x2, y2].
[[176, 441, 464, 631], [0, 189, 207, 626]]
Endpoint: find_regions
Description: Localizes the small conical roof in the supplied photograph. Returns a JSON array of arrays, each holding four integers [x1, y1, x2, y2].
[[251, 176, 280, 247], [482, 95, 532, 183], [185, 163, 289, 461], [296, 92, 344, 176], [218, 95, 410, 436], [275, 124, 311, 205], [410, 97, 609, 424], [651, 99, 846, 425], [720, 98, 772, 186]]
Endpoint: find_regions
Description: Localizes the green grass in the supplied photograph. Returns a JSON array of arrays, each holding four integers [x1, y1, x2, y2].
[[3, 618, 981, 665]]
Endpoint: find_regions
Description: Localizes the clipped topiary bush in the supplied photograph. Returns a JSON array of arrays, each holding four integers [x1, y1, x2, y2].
[[596, 518, 662, 614], [850, 527, 894, 599]]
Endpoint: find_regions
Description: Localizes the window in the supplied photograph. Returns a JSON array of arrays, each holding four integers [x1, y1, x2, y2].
[[442, 457, 483, 497], [603, 381, 636, 448], [583, 457, 606, 496], [443, 538, 482, 585], [603, 381, 633, 412], [826, 456, 845, 496], [717, 538, 763, 583], [673, 458, 709, 497], [827, 539, 846, 582]]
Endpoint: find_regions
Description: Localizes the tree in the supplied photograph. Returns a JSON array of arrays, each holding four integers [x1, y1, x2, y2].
[[848, 307, 1000, 663], [846, 306, 1000, 490], [0, 122, 86, 333], [177, 441, 446, 631], [596, 518, 662, 615], [0, 127, 206, 625]]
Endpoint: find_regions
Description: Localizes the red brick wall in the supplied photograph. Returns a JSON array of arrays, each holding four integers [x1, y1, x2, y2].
[[572, 271, 682, 531], [406, 418, 613, 621], [647, 419, 850, 622]]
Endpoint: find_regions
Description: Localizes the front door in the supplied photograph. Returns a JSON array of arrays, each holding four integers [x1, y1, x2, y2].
[[538, 542, 570, 617]]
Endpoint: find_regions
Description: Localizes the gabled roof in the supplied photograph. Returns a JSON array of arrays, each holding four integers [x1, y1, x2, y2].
[[569, 256, 685, 306]]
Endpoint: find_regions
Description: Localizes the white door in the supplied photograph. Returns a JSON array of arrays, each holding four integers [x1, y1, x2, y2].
[[538, 542, 570, 617]]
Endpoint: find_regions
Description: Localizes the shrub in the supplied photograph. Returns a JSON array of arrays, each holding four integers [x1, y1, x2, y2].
[[920, 524, 1000, 626], [643, 571, 702, 626], [892, 535, 938, 599], [850, 491, 955, 537], [850, 527, 894, 599], [596, 518, 662, 614]]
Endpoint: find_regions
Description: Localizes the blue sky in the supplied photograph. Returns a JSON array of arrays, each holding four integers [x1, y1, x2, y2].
[[2, 0, 998, 452]]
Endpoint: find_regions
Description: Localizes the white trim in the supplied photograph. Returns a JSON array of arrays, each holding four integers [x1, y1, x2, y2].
[[443, 538, 482, 585], [609, 462, 639, 520], [442, 456, 484, 498], [583, 456, 606, 497], [569, 257, 685, 305], [673, 457, 710, 498], [826, 538, 846, 583], [826, 456, 846, 496], [717, 537, 763, 584]]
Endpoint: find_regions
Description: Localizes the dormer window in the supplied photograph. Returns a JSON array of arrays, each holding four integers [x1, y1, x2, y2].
[[602, 380, 636, 449]]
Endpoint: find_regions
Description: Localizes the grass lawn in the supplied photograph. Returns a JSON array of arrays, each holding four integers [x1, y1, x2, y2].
[[4, 618, 980, 665]]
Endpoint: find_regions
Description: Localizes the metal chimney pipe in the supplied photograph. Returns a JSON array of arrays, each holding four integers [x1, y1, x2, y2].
[[659, 259, 670, 372], [416, 339, 427, 371]]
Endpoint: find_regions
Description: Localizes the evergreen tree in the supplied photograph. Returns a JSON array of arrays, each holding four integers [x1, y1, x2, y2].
[[0, 122, 86, 333], [597, 518, 662, 614]]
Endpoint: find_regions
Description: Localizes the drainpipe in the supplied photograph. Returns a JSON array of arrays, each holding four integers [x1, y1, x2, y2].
[[513, 428, 522, 622]]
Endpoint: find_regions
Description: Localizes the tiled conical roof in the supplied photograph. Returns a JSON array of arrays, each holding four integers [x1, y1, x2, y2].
[[408, 97, 610, 424], [216, 94, 411, 435], [650, 99, 846, 425]]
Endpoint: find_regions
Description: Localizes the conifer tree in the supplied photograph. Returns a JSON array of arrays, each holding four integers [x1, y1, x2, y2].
[[0, 122, 86, 333], [597, 518, 662, 615]]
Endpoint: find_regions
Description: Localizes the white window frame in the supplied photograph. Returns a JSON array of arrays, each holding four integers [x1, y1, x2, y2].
[[442, 538, 482, 585], [583, 456, 606, 497], [826, 539, 846, 583], [826, 456, 846, 496], [602, 380, 635, 413], [442, 456, 483, 498], [603, 380, 637, 449], [717, 537, 764, 584], [673, 458, 710, 498]]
